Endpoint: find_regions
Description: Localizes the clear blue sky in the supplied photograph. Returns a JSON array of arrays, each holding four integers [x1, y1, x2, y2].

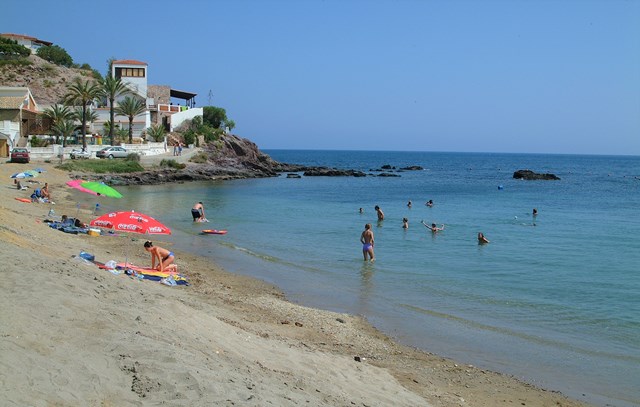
[[4, 0, 639, 155]]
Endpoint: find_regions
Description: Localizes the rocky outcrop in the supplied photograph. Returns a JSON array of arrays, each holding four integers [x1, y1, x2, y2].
[[87, 134, 375, 185], [513, 169, 560, 180], [303, 168, 367, 177]]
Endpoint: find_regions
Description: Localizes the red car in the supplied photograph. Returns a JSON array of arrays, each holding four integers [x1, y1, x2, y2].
[[10, 148, 30, 163]]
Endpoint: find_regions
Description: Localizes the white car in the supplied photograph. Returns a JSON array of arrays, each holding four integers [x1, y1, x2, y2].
[[96, 146, 129, 159], [70, 149, 91, 159]]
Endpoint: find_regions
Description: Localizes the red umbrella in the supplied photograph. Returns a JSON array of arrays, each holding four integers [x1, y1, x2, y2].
[[90, 210, 172, 235]]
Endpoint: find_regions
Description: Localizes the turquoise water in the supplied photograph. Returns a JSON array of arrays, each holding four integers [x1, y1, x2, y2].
[[97, 151, 639, 406]]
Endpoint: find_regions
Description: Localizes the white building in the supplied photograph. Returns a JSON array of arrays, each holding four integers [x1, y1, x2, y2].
[[0, 33, 52, 54], [0, 87, 40, 157], [94, 59, 202, 142]]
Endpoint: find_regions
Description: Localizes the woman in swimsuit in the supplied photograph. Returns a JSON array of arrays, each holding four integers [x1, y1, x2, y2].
[[144, 241, 176, 272], [360, 223, 375, 262]]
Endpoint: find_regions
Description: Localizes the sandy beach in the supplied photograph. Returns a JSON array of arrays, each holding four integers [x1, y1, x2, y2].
[[0, 161, 593, 407]]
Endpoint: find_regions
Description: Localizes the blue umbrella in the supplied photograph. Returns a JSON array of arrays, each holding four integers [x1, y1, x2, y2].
[[10, 172, 34, 179]]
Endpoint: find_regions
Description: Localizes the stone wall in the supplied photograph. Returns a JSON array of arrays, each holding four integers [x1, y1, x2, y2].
[[148, 85, 171, 105]]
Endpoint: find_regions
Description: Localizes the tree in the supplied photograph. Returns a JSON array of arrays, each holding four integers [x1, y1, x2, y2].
[[0, 37, 30, 58], [73, 107, 99, 135], [203, 106, 227, 128], [99, 74, 131, 146], [64, 77, 100, 149], [225, 119, 236, 131], [51, 119, 76, 154], [114, 96, 146, 144], [146, 123, 166, 142], [36, 45, 73, 67], [115, 126, 129, 144], [43, 104, 73, 144]]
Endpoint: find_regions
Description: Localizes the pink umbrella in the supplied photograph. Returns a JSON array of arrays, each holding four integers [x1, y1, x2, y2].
[[90, 210, 172, 235], [66, 179, 99, 196]]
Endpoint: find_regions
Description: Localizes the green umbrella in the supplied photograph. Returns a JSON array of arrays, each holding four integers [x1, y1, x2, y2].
[[25, 170, 40, 177], [80, 181, 123, 198]]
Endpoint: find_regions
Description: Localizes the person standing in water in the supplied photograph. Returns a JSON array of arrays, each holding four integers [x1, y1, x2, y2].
[[375, 205, 385, 221], [191, 202, 207, 222], [360, 223, 375, 262], [421, 220, 444, 233], [402, 218, 409, 229]]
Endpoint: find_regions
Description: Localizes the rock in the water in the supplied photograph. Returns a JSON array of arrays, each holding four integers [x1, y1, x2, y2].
[[303, 168, 367, 177], [286, 173, 302, 178], [513, 169, 560, 180]]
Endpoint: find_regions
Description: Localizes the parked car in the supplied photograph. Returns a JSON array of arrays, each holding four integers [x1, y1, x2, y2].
[[96, 146, 129, 159], [10, 148, 30, 163], [70, 149, 91, 159]]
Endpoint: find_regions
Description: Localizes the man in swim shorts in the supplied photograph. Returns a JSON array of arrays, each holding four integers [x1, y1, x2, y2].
[[360, 223, 375, 262], [191, 201, 206, 222]]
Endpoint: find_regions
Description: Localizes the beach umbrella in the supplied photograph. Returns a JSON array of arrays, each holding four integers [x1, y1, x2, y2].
[[90, 210, 171, 235], [25, 170, 40, 177], [80, 181, 123, 198], [66, 179, 99, 196], [90, 210, 172, 269], [10, 172, 34, 179]]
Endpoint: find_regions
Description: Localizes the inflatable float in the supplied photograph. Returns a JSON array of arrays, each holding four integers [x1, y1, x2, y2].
[[201, 229, 227, 235]]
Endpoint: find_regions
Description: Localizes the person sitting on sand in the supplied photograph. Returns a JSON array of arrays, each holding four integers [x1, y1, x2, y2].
[[144, 241, 177, 272], [41, 183, 51, 199], [421, 220, 444, 233], [360, 223, 375, 262], [478, 232, 490, 244]]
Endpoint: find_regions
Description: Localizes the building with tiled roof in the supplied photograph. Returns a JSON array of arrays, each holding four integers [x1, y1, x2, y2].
[[0, 33, 53, 54], [0, 87, 41, 156]]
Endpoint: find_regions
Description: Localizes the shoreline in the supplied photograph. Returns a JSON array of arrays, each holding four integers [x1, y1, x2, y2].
[[0, 161, 593, 406]]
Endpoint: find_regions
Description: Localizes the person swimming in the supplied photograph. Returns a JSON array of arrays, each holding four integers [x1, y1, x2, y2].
[[426, 199, 434, 207], [421, 220, 444, 233], [478, 232, 490, 244]]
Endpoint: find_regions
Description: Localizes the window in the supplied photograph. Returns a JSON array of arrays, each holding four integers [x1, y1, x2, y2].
[[115, 67, 146, 78]]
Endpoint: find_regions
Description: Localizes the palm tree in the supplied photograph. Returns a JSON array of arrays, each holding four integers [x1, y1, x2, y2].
[[115, 126, 128, 144], [52, 119, 76, 161], [114, 96, 146, 144], [73, 107, 99, 136], [146, 123, 166, 142], [99, 74, 131, 146], [43, 104, 73, 144], [64, 77, 100, 149]]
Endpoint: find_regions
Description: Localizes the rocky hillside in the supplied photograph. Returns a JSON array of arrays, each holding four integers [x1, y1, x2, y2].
[[0, 55, 97, 106]]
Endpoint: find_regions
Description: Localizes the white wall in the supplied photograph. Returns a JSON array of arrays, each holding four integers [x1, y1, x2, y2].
[[27, 141, 167, 161], [170, 108, 203, 132]]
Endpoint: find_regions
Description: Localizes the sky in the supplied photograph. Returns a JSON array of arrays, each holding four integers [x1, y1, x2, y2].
[[3, 0, 639, 155]]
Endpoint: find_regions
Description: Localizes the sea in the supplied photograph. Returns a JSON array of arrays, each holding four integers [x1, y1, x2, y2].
[[92, 150, 640, 407]]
